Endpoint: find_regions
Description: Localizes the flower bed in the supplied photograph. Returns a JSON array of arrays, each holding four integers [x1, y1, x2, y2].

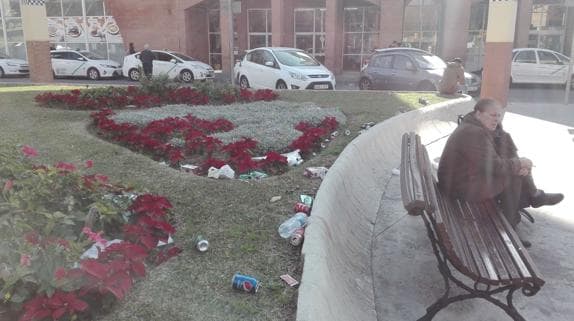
[[91, 101, 345, 176], [0, 146, 180, 321], [35, 85, 278, 110]]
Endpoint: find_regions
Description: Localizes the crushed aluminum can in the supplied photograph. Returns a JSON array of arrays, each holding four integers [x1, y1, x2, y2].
[[194, 235, 209, 252], [344, 129, 351, 136], [289, 227, 305, 246], [293, 202, 311, 215], [280, 274, 300, 287], [331, 131, 339, 138], [304, 167, 329, 179], [232, 273, 261, 293], [320, 143, 327, 149]]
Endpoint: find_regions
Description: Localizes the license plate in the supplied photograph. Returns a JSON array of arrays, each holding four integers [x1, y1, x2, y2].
[[314, 84, 329, 90]]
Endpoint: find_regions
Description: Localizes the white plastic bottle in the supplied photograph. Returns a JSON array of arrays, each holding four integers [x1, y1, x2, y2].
[[278, 212, 309, 238]]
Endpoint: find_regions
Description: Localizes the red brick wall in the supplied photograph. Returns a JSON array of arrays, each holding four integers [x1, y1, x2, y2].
[[26, 41, 53, 83], [186, 7, 209, 63]]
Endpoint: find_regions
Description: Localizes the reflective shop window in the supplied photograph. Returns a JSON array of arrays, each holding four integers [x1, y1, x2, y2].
[[402, 0, 440, 53], [85, 0, 104, 16], [5, 18, 23, 42], [1, 0, 21, 17], [62, 0, 83, 16], [7, 42, 25, 59], [46, 0, 63, 17]]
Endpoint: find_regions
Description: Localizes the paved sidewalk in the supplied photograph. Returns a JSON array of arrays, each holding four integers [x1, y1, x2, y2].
[[372, 112, 574, 321]]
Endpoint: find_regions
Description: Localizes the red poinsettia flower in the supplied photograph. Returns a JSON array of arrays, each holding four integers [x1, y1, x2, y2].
[[85, 159, 94, 168], [3, 179, 13, 192], [128, 194, 173, 217], [55, 162, 77, 172], [21, 145, 39, 158]]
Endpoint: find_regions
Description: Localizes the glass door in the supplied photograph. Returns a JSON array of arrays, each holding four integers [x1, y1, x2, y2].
[[294, 8, 326, 63], [343, 7, 380, 71], [208, 9, 222, 70]]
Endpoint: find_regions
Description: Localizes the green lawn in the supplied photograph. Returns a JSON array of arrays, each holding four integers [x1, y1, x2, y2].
[[0, 87, 447, 321]]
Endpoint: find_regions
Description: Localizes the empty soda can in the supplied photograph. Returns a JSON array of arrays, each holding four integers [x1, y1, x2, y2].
[[294, 202, 311, 214], [194, 235, 209, 252], [232, 273, 260, 293], [290, 228, 305, 246], [344, 129, 351, 136]]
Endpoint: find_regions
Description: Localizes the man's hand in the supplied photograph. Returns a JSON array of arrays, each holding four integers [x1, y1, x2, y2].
[[518, 157, 534, 176]]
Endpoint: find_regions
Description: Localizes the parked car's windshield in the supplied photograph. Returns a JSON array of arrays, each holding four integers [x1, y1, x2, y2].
[[170, 52, 198, 61], [79, 51, 105, 60], [556, 52, 570, 62], [411, 54, 446, 70], [273, 50, 320, 66]]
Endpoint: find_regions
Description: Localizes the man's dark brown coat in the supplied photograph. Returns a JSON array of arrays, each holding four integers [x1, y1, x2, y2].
[[438, 112, 521, 201]]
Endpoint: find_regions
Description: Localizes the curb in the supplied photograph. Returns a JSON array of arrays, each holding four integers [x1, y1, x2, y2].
[[296, 95, 474, 321]]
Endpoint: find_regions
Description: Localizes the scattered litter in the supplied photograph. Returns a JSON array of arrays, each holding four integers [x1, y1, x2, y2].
[[358, 129, 367, 135], [344, 129, 351, 136], [239, 171, 268, 180], [289, 227, 305, 246], [207, 165, 235, 179], [159, 161, 168, 166], [300, 195, 314, 207], [80, 239, 123, 260], [157, 235, 174, 247], [293, 202, 311, 214], [304, 167, 329, 179], [361, 122, 376, 129], [278, 213, 309, 238], [320, 143, 327, 149], [180, 164, 199, 172], [270, 196, 282, 203], [193, 235, 209, 252], [280, 274, 300, 287], [282, 149, 304, 166], [331, 131, 339, 138], [232, 273, 261, 293], [418, 97, 430, 106], [391, 168, 400, 176]]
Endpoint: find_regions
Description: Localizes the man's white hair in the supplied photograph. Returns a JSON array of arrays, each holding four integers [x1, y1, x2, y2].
[[144, 44, 150, 50]]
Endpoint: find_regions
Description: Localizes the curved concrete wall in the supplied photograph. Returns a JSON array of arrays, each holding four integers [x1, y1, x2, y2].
[[296, 96, 475, 321]]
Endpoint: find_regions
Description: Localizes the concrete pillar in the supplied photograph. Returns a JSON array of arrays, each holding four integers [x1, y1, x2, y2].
[[514, 0, 533, 48], [481, 0, 518, 107], [220, 0, 234, 78], [379, 0, 404, 48], [271, 0, 294, 47], [21, 1, 53, 83], [440, 0, 472, 61], [325, 0, 343, 74]]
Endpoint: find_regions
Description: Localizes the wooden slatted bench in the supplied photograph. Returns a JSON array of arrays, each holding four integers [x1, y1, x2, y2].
[[400, 132, 544, 321]]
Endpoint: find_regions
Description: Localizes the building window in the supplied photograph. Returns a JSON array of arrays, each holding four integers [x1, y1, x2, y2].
[[402, 0, 440, 53], [529, 0, 566, 52], [248, 8, 271, 49], [294, 8, 326, 63], [208, 9, 222, 70], [0, 0, 24, 58], [343, 7, 380, 71], [466, 0, 488, 72]]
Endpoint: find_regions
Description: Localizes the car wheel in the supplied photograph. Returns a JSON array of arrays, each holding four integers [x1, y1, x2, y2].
[[0, 67, 4, 78], [359, 77, 372, 90], [180, 69, 194, 83], [128, 68, 140, 81], [239, 76, 250, 89], [417, 81, 436, 91], [276, 80, 288, 90], [87, 68, 100, 80]]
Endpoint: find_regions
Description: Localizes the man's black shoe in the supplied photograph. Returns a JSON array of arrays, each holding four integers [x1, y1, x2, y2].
[[530, 191, 564, 208], [520, 239, 532, 248]]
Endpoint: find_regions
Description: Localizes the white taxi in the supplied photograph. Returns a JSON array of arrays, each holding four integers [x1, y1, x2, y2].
[[0, 55, 29, 78], [122, 50, 214, 83], [50, 50, 122, 80]]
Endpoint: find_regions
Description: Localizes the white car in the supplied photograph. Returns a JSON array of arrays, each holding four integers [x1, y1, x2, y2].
[[50, 50, 122, 80], [511, 48, 572, 85], [122, 50, 214, 83], [234, 47, 336, 90], [0, 55, 29, 78]]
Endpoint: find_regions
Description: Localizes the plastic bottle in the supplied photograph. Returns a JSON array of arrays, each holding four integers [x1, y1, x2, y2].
[[278, 212, 309, 238]]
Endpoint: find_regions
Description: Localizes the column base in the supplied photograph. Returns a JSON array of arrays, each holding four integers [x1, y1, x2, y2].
[[26, 41, 54, 83]]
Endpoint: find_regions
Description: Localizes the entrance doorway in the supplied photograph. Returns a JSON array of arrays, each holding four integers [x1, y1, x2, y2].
[[294, 8, 326, 64]]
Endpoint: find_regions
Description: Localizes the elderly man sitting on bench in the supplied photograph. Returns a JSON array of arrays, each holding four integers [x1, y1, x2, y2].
[[437, 98, 563, 246]]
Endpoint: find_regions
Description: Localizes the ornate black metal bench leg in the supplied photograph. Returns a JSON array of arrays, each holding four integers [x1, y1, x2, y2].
[[519, 208, 535, 224]]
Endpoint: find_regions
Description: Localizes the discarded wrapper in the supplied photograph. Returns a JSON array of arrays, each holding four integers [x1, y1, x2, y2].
[[361, 122, 376, 129], [239, 171, 268, 180], [304, 167, 329, 179], [207, 165, 235, 179], [280, 274, 300, 287], [331, 131, 339, 138], [180, 164, 199, 172], [300, 195, 314, 207], [270, 196, 282, 203], [391, 168, 400, 176], [282, 149, 304, 166]]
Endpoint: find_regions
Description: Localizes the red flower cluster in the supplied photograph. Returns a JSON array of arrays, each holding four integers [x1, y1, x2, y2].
[[19, 290, 88, 321], [289, 116, 340, 156], [35, 86, 279, 110]]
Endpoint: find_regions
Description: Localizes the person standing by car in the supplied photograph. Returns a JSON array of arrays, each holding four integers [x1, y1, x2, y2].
[[140, 44, 154, 79], [128, 43, 136, 54], [439, 57, 465, 95]]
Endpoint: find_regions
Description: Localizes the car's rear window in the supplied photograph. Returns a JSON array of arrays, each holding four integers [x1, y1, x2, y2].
[[273, 50, 320, 66], [411, 53, 446, 69]]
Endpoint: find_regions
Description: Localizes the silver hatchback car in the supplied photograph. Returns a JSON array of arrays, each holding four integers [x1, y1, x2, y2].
[[358, 48, 481, 94]]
